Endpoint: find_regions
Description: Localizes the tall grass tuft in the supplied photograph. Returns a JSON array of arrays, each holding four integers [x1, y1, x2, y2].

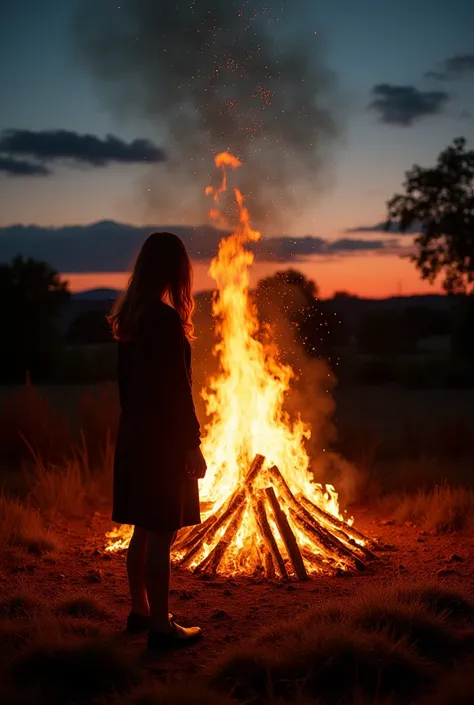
[[0, 378, 72, 468], [79, 383, 119, 463], [391, 485, 474, 532], [0, 494, 57, 554], [25, 431, 115, 516], [56, 596, 109, 621], [210, 622, 431, 703]]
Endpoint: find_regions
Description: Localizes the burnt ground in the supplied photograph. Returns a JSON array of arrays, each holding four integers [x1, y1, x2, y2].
[[2, 507, 473, 683]]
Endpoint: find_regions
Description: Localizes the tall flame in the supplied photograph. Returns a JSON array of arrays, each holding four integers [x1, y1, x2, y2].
[[200, 152, 338, 516], [104, 152, 364, 572]]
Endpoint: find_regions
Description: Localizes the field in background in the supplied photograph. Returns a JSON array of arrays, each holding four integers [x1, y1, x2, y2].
[[1, 381, 474, 705], [0, 381, 473, 505]]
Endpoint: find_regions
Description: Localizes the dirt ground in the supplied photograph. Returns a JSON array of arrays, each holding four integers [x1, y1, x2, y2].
[[2, 507, 473, 684]]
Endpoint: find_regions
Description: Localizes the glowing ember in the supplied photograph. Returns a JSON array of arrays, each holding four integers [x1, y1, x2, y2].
[[106, 153, 374, 577]]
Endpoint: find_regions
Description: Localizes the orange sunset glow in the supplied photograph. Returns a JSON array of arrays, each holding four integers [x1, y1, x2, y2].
[[65, 252, 442, 299]]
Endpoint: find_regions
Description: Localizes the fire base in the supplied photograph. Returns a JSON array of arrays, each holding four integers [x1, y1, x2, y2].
[[172, 455, 375, 579]]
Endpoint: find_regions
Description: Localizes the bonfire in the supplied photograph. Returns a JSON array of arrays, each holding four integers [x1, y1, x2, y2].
[[107, 153, 374, 578]]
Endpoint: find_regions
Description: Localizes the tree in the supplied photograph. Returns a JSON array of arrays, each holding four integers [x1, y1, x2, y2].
[[256, 269, 348, 358], [387, 137, 474, 294], [0, 256, 70, 382]]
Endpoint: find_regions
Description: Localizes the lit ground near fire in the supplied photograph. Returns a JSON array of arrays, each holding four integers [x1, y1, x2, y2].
[[2, 506, 473, 685]]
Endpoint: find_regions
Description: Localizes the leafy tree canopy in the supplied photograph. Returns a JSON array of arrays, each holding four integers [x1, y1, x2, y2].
[[388, 137, 474, 294]]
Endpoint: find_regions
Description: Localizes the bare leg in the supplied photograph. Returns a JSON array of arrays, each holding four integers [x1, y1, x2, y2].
[[126, 526, 149, 617], [146, 530, 175, 632]]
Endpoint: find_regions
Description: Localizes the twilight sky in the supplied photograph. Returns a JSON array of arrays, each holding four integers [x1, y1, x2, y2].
[[0, 0, 473, 297]]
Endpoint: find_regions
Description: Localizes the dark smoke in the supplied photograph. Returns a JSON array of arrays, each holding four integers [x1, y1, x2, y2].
[[73, 1, 339, 227]]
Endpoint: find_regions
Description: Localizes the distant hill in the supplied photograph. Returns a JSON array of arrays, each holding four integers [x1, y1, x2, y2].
[[73, 288, 121, 302], [61, 289, 454, 339]]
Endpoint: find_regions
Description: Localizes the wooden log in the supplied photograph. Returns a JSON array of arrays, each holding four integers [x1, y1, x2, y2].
[[263, 548, 276, 579], [298, 494, 375, 553], [175, 454, 266, 571], [300, 546, 337, 574], [267, 465, 366, 566], [245, 454, 266, 487], [252, 497, 288, 578], [177, 490, 245, 568], [176, 454, 265, 554], [173, 499, 227, 553], [194, 502, 246, 575], [265, 487, 308, 580], [287, 506, 364, 572]]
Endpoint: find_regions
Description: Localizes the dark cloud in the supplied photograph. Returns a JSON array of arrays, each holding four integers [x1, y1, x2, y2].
[[0, 129, 166, 172], [425, 53, 474, 81], [368, 84, 450, 126], [74, 1, 340, 227], [345, 220, 422, 234], [0, 156, 50, 177], [328, 238, 386, 252], [0, 221, 397, 273]]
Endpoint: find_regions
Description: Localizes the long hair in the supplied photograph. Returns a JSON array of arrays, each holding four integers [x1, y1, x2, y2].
[[109, 232, 195, 341]]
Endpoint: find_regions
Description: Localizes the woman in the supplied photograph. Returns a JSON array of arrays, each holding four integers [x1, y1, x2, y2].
[[109, 232, 207, 650]]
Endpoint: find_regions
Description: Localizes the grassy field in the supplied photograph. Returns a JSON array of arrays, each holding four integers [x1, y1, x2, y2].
[[1, 380, 474, 704]]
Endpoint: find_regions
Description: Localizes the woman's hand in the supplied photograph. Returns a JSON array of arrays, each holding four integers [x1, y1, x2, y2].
[[186, 447, 207, 480]]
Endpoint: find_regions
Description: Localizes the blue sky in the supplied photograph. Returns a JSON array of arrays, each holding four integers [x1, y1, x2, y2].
[[0, 0, 473, 295]]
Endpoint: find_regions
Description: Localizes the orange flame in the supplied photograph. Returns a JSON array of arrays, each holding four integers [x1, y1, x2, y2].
[[106, 153, 365, 573]]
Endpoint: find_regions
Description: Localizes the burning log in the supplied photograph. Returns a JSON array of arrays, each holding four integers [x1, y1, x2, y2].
[[265, 487, 307, 581], [170, 454, 374, 579], [176, 490, 245, 568], [105, 155, 375, 580], [298, 494, 374, 551], [193, 502, 246, 575], [252, 493, 288, 579], [267, 465, 371, 568]]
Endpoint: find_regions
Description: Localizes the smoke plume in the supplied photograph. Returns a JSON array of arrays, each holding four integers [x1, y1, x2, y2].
[[73, 1, 339, 227]]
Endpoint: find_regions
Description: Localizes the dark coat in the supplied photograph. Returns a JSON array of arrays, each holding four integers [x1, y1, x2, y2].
[[112, 302, 201, 532]]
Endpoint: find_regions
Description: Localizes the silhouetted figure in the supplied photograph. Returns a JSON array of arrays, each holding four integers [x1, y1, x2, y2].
[[109, 232, 206, 650]]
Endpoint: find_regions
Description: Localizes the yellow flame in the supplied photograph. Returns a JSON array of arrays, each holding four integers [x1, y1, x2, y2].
[[199, 154, 340, 517], [106, 152, 361, 573]]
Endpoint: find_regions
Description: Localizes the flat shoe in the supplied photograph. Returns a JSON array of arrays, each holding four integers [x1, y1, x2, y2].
[[126, 611, 174, 633], [147, 622, 202, 651]]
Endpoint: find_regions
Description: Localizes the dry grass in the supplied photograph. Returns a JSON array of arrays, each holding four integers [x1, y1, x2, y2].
[[0, 594, 133, 703], [211, 623, 430, 703], [56, 596, 109, 621], [0, 494, 58, 554], [122, 686, 234, 705], [6, 638, 140, 702], [0, 593, 43, 620], [351, 599, 459, 662], [27, 457, 88, 516], [210, 582, 474, 704], [417, 666, 474, 705], [1, 582, 474, 705], [0, 380, 72, 468], [392, 583, 474, 624], [23, 430, 114, 517], [390, 485, 474, 533], [79, 382, 119, 462]]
